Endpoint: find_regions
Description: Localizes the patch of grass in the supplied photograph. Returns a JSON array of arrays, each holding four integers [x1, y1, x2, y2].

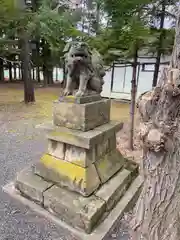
[[111, 101, 130, 121], [0, 83, 130, 122]]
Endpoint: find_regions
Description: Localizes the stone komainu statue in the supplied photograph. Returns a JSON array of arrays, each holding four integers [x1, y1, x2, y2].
[[62, 41, 106, 97]]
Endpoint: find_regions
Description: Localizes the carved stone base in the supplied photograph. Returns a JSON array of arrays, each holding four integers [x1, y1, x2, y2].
[[53, 99, 110, 131], [13, 165, 141, 234], [33, 121, 124, 196]]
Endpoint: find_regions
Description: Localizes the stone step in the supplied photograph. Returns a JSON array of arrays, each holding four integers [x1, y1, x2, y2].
[[91, 175, 143, 240], [43, 185, 106, 234], [114, 175, 143, 214], [14, 165, 141, 234], [15, 167, 53, 205], [3, 175, 143, 240], [95, 168, 135, 211]]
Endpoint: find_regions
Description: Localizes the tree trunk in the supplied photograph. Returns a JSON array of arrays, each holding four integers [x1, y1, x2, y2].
[[129, 48, 138, 150], [94, 1, 100, 35], [62, 58, 67, 88], [34, 39, 41, 82], [131, 8, 180, 240], [41, 39, 52, 86], [36, 67, 40, 82], [44, 66, 53, 85], [19, 65, 22, 80], [8, 62, 13, 82], [152, 0, 166, 87], [32, 68, 35, 80], [47, 68, 53, 85], [14, 65, 17, 80], [21, 33, 35, 103], [43, 65, 48, 87], [55, 67, 58, 82], [0, 58, 4, 82]]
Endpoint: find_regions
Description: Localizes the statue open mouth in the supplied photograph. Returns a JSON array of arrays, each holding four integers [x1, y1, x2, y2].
[[72, 52, 87, 58]]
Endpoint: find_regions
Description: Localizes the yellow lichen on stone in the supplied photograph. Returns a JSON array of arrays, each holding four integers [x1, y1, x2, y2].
[[41, 153, 86, 188], [97, 156, 107, 171], [39, 153, 101, 196], [66, 95, 75, 99], [50, 130, 74, 139], [95, 150, 124, 183]]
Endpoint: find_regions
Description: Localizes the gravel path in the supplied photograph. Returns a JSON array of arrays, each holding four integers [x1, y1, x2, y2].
[[0, 119, 130, 240]]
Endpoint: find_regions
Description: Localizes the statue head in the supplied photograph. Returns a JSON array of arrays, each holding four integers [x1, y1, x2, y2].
[[64, 41, 92, 68]]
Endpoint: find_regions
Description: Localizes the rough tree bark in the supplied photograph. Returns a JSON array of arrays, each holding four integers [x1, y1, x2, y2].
[[131, 8, 180, 240], [21, 33, 35, 103]]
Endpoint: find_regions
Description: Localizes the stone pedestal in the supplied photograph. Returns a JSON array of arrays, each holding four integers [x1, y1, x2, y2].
[[33, 95, 123, 196], [53, 96, 110, 131], [13, 95, 141, 235], [33, 121, 124, 196]]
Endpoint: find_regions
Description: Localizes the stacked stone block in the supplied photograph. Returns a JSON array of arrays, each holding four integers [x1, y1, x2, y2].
[[15, 94, 135, 234], [34, 95, 124, 196]]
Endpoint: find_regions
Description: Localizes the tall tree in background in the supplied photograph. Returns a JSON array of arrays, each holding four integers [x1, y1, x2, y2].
[[91, 0, 177, 149], [16, 0, 35, 103], [0, 0, 16, 82], [0, 0, 82, 101], [21, 31, 35, 103], [100, 0, 152, 149], [131, 5, 180, 239], [148, 0, 178, 87], [152, 0, 166, 87]]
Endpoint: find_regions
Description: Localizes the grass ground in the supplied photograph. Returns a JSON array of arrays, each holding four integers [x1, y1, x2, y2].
[[0, 83, 130, 122]]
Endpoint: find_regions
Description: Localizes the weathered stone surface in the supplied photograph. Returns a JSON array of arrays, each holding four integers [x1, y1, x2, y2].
[[33, 154, 101, 196], [108, 133, 116, 150], [15, 167, 53, 204], [96, 139, 109, 158], [43, 185, 106, 233], [95, 150, 124, 184], [95, 169, 132, 211], [53, 99, 110, 131], [65, 144, 96, 167], [95, 122, 122, 140], [47, 129, 118, 167], [59, 94, 101, 104], [48, 139, 65, 159], [44, 121, 123, 149]]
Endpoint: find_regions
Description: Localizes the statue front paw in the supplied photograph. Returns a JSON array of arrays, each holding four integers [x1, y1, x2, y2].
[[75, 90, 85, 97], [63, 89, 72, 96]]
